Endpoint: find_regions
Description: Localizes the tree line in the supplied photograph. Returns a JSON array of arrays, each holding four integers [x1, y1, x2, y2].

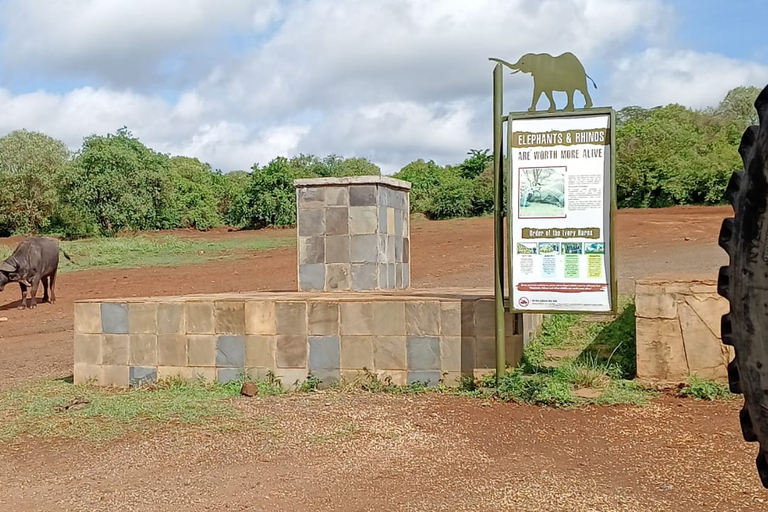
[[0, 86, 760, 238]]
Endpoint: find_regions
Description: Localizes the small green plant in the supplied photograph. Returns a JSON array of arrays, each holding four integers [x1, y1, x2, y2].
[[300, 373, 322, 392], [678, 375, 734, 401]]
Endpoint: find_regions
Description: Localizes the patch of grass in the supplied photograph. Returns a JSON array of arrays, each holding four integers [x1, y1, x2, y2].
[[0, 234, 294, 273], [678, 375, 735, 401], [0, 375, 284, 442]]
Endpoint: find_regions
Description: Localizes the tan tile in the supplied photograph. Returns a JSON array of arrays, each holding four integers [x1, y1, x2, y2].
[[474, 300, 495, 337], [74, 334, 103, 365], [441, 336, 462, 372], [372, 302, 406, 336], [73, 363, 100, 385], [102, 335, 129, 365], [341, 335, 374, 369], [461, 336, 476, 373], [246, 335, 276, 368], [158, 303, 185, 334], [157, 334, 187, 367], [187, 367, 216, 383], [129, 334, 157, 366], [340, 302, 374, 335], [273, 368, 308, 390], [275, 335, 307, 368], [157, 366, 187, 381], [245, 301, 276, 335], [373, 336, 406, 370], [307, 301, 339, 335], [326, 263, 351, 291], [74, 303, 102, 334], [406, 301, 441, 336], [215, 300, 246, 334], [187, 335, 216, 366], [101, 365, 129, 387], [129, 303, 157, 334], [376, 369, 407, 386], [275, 301, 307, 335], [441, 371, 462, 387], [440, 302, 462, 337], [186, 302, 215, 334], [475, 336, 496, 369], [505, 334, 524, 367]]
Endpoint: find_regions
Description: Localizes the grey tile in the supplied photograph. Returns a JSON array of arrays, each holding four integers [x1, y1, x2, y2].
[[324, 187, 348, 206], [351, 263, 377, 291], [350, 235, 377, 263], [299, 263, 326, 291], [386, 235, 396, 261], [216, 335, 246, 367], [217, 368, 243, 384], [403, 238, 410, 263], [349, 185, 377, 206], [157, 303, 185, 334], [276, 335, 307, 368], [379, 263, 389, 289], [394, 210, 403, 237], [325, 263, 350, 291], [387, 263, 396, 288], [298, 208, 325, 237], [129, 366, 157, 386], [407, 336, 440, 371], [349, 207, 378, 235], [395, 263, 403, 288], [275, 302, 307, 335], [299, 236, 324, 265], [378, 186, 390, 208], [325, 207, 349, 235], [407, 371, 441, 387], [297, 187, 324, 207], [309, 335, 340, 370], [378, 206, 388, 234], [394, 236, 403, 261], [310, 368, 340, 389], [325, 236, 349, 264], [102, 303, 129, 334], [377, 234, 387, 262]]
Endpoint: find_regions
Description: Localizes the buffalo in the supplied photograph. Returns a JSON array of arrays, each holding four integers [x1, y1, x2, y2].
[[0, 236, 73, 309]]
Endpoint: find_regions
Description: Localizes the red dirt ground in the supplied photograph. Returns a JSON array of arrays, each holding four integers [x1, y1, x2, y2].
[[1, 205, 760, 511]]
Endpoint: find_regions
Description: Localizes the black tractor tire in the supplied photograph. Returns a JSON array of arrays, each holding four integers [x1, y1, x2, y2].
[[717, 84, 768, 489]]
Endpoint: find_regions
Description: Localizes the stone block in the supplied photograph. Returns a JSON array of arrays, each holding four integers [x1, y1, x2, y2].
[[407, 336, 440, 371], [187, 367, 216, 383], [403, 239, 410, 263], [441, 371, 462, 387], [377, 234, 387, 261], [340, 302, 374, 335], [341, 335, 374, 369], [386, 235, 396, 261], [129, 366, 157, 386], [395, 264, 403, 288], [375, 370, 407, 386], [102, 365, 130, 387], [102, 334, 129, 365], [379, 206, 388, 234], [636, 317, 687, 383], [326, 263, 351, 291], [157, 334, 186, 367], [636, 292, 677, 320], [217, 368, 244, 384], [324, 187, 348, 206], [216, 335, 246, 367], [635, 283, 664, 296], [403, 264, 410, 287], [311, 368, 340, 389], [387, 207, 396, 236], [440, 302, 461, 337], [129, 334, 157, 367], [298, 208, 325, 237], [102, 303, 129, 334], [372, 301, 406, 336], [394, 236, 403, 262], [684, 295, 729, 338], [679, 303, 729, 382], [297, 186, 325, 208], [474, 300, 495, 337], [394, 210, 403, 238], [351, 263, 377, 290], [128, 303, 157, 334], [275, 301, 307, 335], [299, 264, 326, 291], [246, 335, 276, 368], [187, 335, 217, 366], [74, 334, 102, 365], [245, 301, 276, 335], [299, 236, 325, 265], [373, 336, 406, 370], [407, 371, 441, 387], [274, 368, 308, 390], [325, 235, 350, 264], [475, 337, 496, 368], [215, 301, 246, 334], [186, 302, 215, 334], [350, 234, 377, 263], [308, 301, 339, 335], [379, 262, 389, 288], [441, 336, 462, 372], [73, 363, 100, 384], [325, 207, 349, 237], [349, 185, 377, 206], [158, 303, 185, 334], [461, 336, 476, 373], [309, 335, 341, 370], [349, 206, 378, 235], [157, 366, 187, 381], [74, 303, 102, 334], [387, 263, 396, 288], [276, 335, 307, 368], [406, 301, 441, 336]]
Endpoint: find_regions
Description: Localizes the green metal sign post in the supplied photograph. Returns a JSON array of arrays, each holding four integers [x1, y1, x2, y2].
[[490, 52, 616, 386]]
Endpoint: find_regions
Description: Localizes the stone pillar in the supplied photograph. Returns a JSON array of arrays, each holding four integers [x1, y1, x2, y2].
[[294, 176, 412, 292]]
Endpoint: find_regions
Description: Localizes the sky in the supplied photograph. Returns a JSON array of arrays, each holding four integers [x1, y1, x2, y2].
[[0, 0, 767, 175]]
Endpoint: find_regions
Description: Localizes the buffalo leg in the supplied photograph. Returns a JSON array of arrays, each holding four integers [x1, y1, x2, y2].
[[28, 276, 41, 309], [42, 276, 50, 303], [18, 282, 28, 309], [49, 272, 57, 304]]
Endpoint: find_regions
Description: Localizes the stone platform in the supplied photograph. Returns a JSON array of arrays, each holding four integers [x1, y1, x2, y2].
[[73, 289, 527, 389], [635, 275, 733, 385]]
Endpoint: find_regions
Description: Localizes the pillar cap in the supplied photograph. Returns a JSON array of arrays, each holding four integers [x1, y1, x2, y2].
[[293, 175, 411, 191]]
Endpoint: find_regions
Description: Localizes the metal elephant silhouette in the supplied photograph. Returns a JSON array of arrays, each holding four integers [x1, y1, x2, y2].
[[489, 52, 597, 112]]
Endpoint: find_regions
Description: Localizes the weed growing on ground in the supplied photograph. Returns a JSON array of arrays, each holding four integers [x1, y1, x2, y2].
[[678, 375, 734, 401]]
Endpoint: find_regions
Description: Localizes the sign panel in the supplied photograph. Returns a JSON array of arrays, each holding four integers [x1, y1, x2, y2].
[[508, 111, 615, 313]]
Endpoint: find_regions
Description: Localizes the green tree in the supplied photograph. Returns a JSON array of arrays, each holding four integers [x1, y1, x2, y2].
[[393, 159, 456, 213], [0, 130, 70, 235], [218, 170, 251, 226], [168, 156, 223, 230], [713, 85, 762, 128], [458, 149, 493, 179]]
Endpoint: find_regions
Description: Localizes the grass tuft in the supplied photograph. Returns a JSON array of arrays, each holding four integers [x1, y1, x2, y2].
[[678, 375, 734, 401]]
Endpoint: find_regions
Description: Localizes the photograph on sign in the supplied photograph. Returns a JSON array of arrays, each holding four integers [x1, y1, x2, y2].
[[508, 112, 613, 313]]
